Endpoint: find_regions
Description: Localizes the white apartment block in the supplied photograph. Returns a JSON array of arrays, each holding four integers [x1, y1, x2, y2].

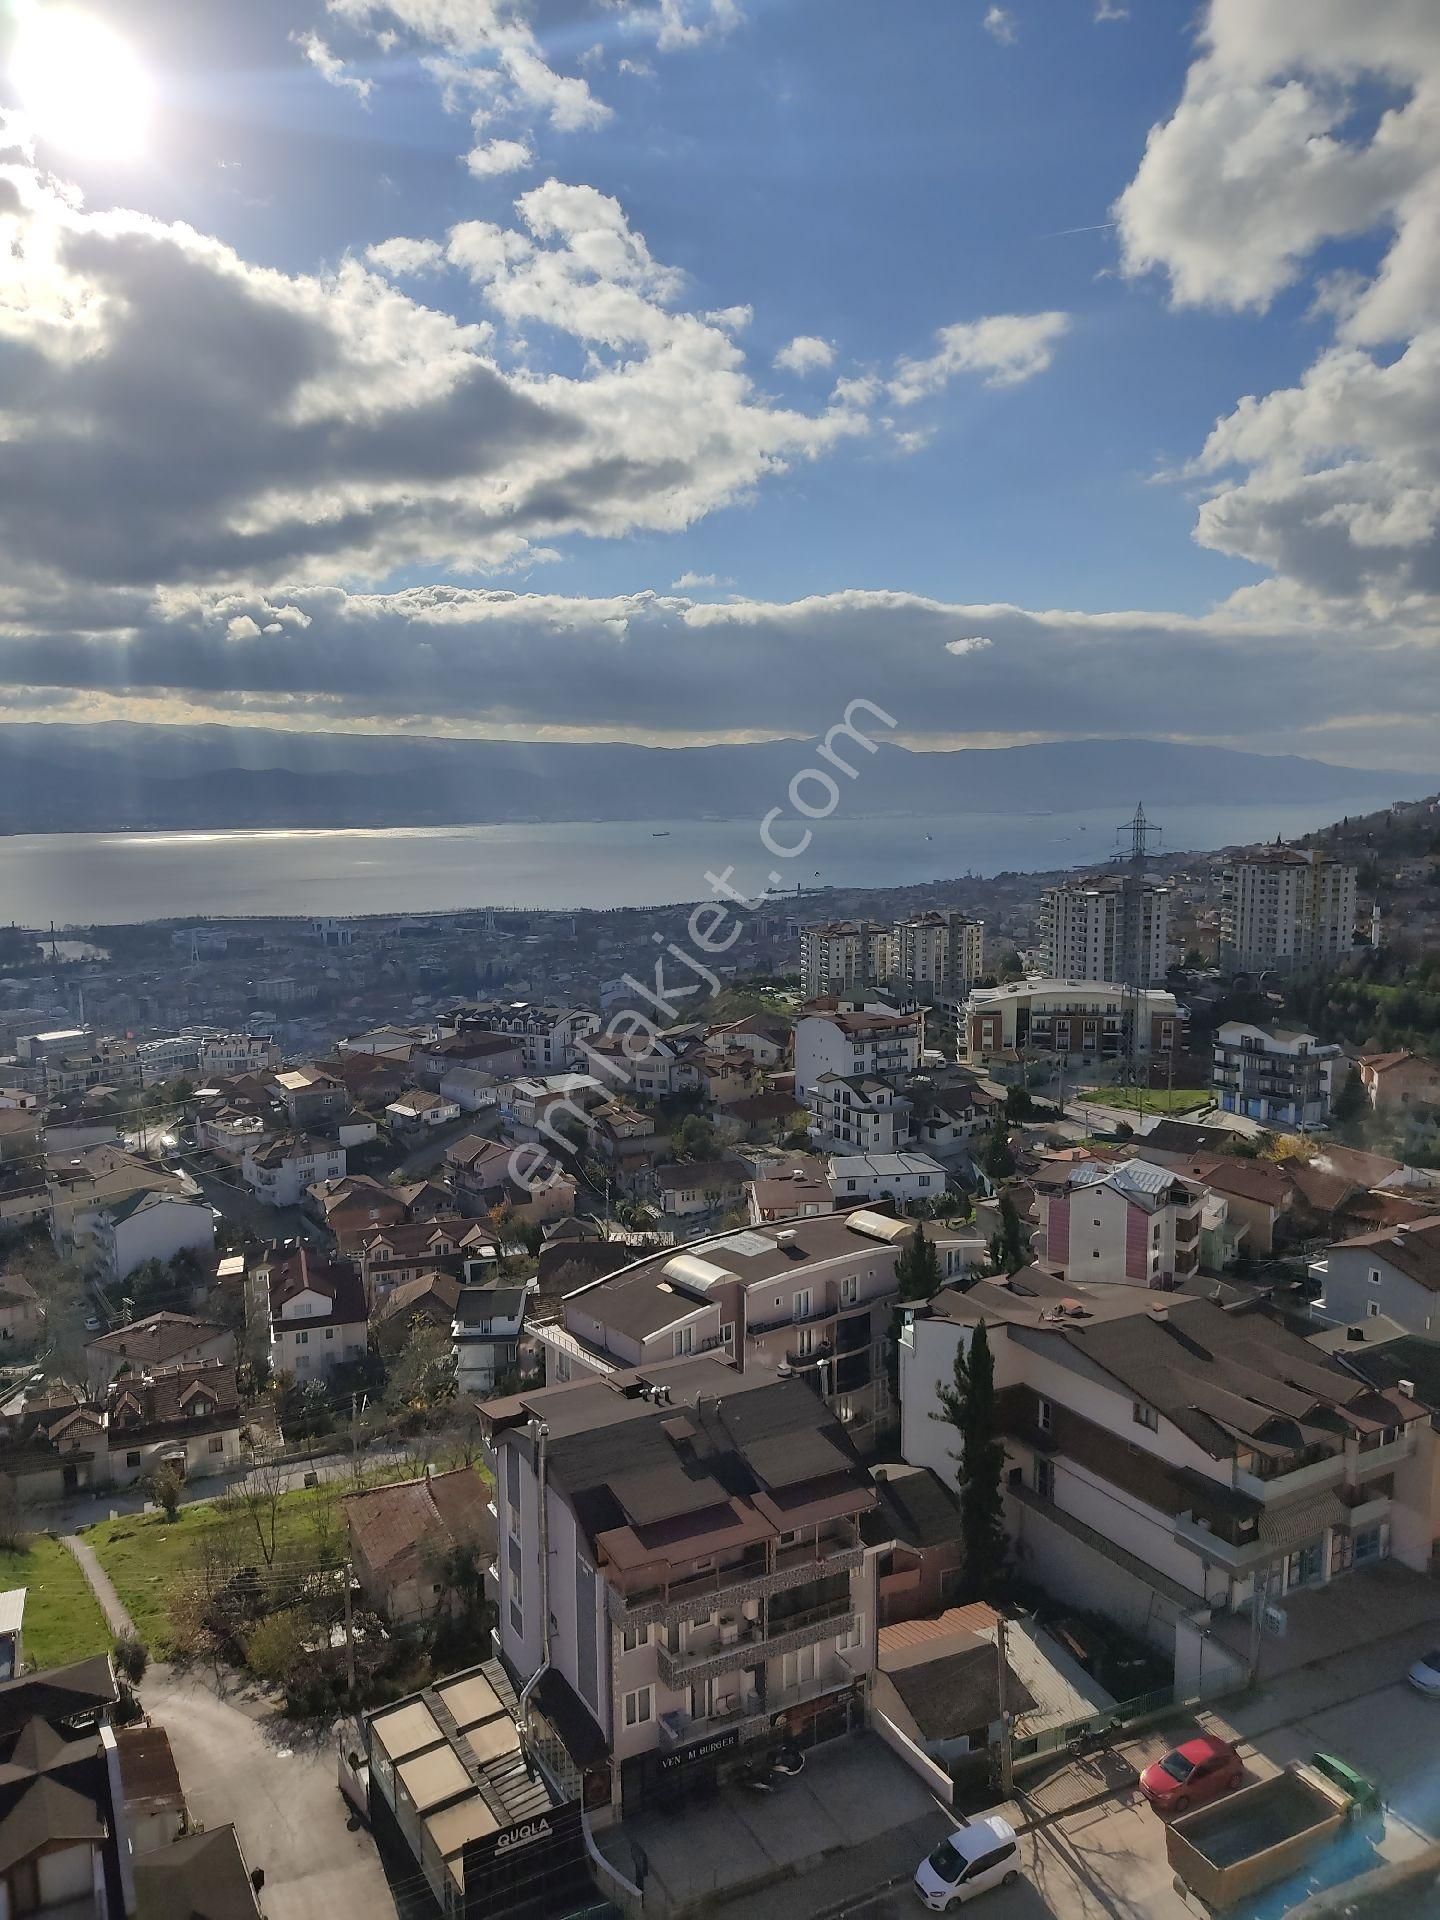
[[799, 923, 889, 997], [808, 1074, 913, 1156], [242, 1133, 346, 1207], [199, 1033, 282, 1078], [793, 1005, 922, 1097], [137, 1033, 208, 1086], [1040, 881, 1168, 986], [900, 1274, 1434, 1655], [1221, 849, 1358, 975], [827, 1151, 948, 1206], [456, 1004, 601, 1073], [1213, 1021, 1340, 1129], [480, 1359, 878, 1817]]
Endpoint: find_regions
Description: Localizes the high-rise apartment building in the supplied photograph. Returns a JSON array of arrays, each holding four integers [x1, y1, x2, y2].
[[1039, 880, 1168, 985], [1220, 850, 1357, 974], [800, 911, 983, 1001]]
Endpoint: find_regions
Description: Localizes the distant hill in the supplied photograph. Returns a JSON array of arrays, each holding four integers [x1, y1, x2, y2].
[[0, 723, 1428, 835]]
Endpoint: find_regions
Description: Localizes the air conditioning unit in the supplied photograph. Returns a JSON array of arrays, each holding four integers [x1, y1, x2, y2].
[[715, 1692, 737, 1714], [718, 1615, 740, 1646]]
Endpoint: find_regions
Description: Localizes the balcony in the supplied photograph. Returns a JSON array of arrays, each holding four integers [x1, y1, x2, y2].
[[1234, 1450, 1344, 1504], [786, 1338, 834, 1370], [655, 1595, 854, 1688], [606, 1532, 864, 1628], [1174, 1510, 1268, 1571], [1348, 1431, 1415, 1482], [657, 1696, 761, 1749], [748, 1298, 839, 1338]]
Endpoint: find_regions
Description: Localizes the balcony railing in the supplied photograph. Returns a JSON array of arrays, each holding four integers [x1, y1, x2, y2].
[[655, 1596, 854, 1687], [1234, 1449, 1344, 1504], [748, 1298, 839, 1337], [1348, 1431, 1415, 1481]]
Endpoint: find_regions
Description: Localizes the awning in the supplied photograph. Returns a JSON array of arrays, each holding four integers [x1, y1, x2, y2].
[[1258, 1492, 1348, 1555]]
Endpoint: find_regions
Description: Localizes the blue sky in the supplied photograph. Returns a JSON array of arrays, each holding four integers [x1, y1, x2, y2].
[[1, 0, 1438, 764]]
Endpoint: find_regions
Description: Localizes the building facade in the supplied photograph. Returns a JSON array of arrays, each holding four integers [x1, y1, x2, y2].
[[1212, 1021, 1340, 1129], [964, 980, 1184, 1064], [1220, 850, 1358, 975], [1039, 880, 1168, 986]]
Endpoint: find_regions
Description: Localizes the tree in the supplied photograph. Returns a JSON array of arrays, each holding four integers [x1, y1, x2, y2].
[[113, 1634, 149, 1684], [385, 1320, 458, 1420], [987, 1193, 1027, 1276], [675, 1113, 718, 1162], [149, 1461, 184, 1521], [895, 1223, 942, 1304], [932, 1319, 1006, 1600], [982, 1118, 1015, 1181], [1332, 1065, 1368, 1131]]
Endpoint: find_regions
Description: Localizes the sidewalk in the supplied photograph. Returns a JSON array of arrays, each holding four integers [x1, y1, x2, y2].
[[60, 1532, 135, 1638]]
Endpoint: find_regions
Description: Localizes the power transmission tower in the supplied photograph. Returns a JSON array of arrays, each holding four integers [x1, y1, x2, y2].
[[1112, 803, 1161, 1097]]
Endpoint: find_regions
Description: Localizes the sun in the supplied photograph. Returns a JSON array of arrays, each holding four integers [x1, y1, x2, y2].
[[10, 4, 153, 161]]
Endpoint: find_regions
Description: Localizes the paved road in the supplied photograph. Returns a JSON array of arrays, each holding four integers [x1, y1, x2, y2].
[[143, 1666, 395, 1920]]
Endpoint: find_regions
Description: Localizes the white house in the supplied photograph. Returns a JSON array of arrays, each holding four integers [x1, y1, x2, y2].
[[258, 1247, 369, 1380], [1033, 1158, 1205, 1289], [809, 1073, 913, 1156], [92, 1188, 216, 1285], [827, 1151, 947, 1206], [1213, 1021, 1340, 1130], [794, 1005, 922, 1099], [242, 1133, 346, 1208], [198, 1034, 281, 1078], [453, 1282, 528, 1395], [385, 1089, 462, 1132]]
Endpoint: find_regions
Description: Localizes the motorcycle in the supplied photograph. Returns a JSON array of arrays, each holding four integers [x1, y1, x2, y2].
[[1066, 1717, 1126, 1761]]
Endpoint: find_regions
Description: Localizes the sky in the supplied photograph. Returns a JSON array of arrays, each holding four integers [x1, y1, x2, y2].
[[0, 0, 1438, 766]]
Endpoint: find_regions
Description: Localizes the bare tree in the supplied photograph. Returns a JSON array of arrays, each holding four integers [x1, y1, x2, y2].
[[228, 1450, 289, 1568]]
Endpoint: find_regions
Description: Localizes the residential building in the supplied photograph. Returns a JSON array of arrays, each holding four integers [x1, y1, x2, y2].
[[1311, 1217, 1440, 1335], [900, 1273, 1430, 1649], [748, 1157, 834, 1223], [91, 1188, 215, 1285], [308, 1172, 411, 1252], [1357, 1050, 1440, 1112], [704, 1015, 791, 1067], [964, 979, 1184, 1064], [198, 1033, 281, 1078], [539, 1209, 985, 1444], [808, 1074, 913, 1155], [794, 1004, 922, 1098], [498, 1073, 604, 1144], [445, 1136, 577, 1224], [453, 1282, 529, 1395], [1220, 848, 1358, 974], [136, 1032, 206, 1086], [1039, 879, 1168, 986], [0, 1654, 131, 1919], [414, 1030, 527, 1089], [115, 1719, 186, 1857], [242, 1132, 346, 1208], [104, 1360, 242, 1489], [343, 1468, 495, 1623], [47, 1146, 198, 1268], [86, 1311, 235, 1393], [653, 1158, 749, 1219], [801, 914, 983, 1002], [257, 1246, 368, 1380], [272, 1064, 350, 1128], [385, 1088, 462, 1131], [907, 1079, 1002, 1161], [862, 1464, 964, 1625], [358, 1217, 499, 1307], [134, 1826, 263, 1920], [0, 1273, 41, 1350], [1212, 1021, 1340, 1129], [479, 1357, 878, 1816], [452, 1003, 601, 1073], [1034, 1158, 1205, 1289], [374, 1268, 462, 1338], [827, 1151, 948, 1206]]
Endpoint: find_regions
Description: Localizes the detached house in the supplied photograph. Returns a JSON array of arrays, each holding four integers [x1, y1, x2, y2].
[[85, 1311, 235, 1393], [105, 1361, 242, 1489], [1034, 1158, 1205, 1289], [343, 1467, 495, 1624], [91, 1187, 214, 1285], [243, 1134, 346, 1209], [258, 1247, 368, 1381]]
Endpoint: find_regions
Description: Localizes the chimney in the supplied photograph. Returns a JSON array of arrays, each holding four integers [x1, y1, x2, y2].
[[1147, 1303, 1169, 1322], [1400, 1379, 1416, 1399]]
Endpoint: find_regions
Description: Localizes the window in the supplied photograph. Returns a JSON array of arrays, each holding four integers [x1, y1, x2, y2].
[[719, 1322, 734, 1351], [624, 1687, 653, 1727], [837, 1612, 864, 1653], [839, 1275, 858, 1307], [209, 1435, 225, 1454], [126, 1449, 141, 1468], [1036, 1396, 1052, 1433], [1133, 1401, 1158, 1432], [1367, 1300, 1381, 1319], [1369, 1267, 1382, 1287], [621, 1623, 650, 1653], [325, 1327, 334, 1341], [793, 1288, 813, 1322], [1091, 1249, 1100, 1260], [1353, 1525, 1384, 1566], [297, 1330, 308, 1346], [673, 1325, 695, 1357], [796, 1327, 815, 1359], [1035, 1459, 1055, 1501]]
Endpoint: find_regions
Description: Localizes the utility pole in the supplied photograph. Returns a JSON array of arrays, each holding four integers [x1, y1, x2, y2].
[[995, 1616, 1014, 1798], [1247, 1565, 1270, 1685], [343, 1558, 357, 1703], [1112, 804, 1162, 1103]]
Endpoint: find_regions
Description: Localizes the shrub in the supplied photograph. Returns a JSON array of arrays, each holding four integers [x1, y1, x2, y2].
[[113, 1634, 149, 1684]]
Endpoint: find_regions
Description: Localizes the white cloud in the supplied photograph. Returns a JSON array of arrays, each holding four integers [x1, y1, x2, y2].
[[888, 312, 1070, 402], [671, 570, 733, 588], [983, 6, 1018, 46], [0, 159, 864, 593], [619, 1, 745, 54], [466, 136, 533, 176], [365, 235, 446, 275], [773, 334, 836, 375], [291, 30, 373, 101], [1094, 1, 1128, 20], [618, 58, 655, 78], [1115, 1, 1440, 609]]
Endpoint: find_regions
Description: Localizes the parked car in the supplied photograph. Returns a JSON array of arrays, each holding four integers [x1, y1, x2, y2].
[[1138, 1735, 1244, 1817], [913, 1815, 1021, 1910], [1407, 1649, 1440, 1697]]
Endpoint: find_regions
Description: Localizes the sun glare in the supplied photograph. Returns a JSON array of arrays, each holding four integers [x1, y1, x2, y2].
[[10, 4, 153, 161]]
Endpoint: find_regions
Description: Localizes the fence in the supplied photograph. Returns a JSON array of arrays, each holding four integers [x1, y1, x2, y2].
[[1011, 1684, 1177, 1762], [872, 1706, 954, 1803]]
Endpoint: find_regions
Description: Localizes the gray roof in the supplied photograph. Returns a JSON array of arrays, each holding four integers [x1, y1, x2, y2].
[[886, 1644, 1035, 1743]]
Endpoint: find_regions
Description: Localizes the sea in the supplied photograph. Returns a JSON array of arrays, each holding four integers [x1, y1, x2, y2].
[[0, 797, 1389, 927]]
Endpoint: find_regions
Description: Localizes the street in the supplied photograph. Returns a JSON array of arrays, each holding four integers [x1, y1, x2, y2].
[[144, 1665, 394, 1920]]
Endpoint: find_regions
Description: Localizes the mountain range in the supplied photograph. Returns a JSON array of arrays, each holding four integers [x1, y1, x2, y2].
[[0, 724, 1428, 835]]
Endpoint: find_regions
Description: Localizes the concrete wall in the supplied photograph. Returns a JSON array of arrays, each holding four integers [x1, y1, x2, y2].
[[1010, 1494, 1181, 1654], [1174, 1616, 1247, 1701]]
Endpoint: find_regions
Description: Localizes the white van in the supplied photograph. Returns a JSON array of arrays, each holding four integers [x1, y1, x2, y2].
[[913, 1815, 1021, 1910]]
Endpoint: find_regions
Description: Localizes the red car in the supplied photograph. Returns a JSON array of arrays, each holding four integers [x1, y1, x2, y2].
[[1138, 1735, 1244, 1816]]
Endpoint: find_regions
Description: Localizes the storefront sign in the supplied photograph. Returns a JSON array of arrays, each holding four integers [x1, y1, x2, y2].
[[658, 1727, 740, 1772]]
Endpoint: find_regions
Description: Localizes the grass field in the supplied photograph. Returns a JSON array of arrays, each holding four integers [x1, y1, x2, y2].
[[84, 1483, 347, 1655], [0, 1537, 111, 1668], [1078, 1086, 1213, 1115]]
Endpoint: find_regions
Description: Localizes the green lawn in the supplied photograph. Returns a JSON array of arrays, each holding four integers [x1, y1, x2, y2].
[[1078, 1086, 1213, 1115], [0, 1537, 111, 1669]]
